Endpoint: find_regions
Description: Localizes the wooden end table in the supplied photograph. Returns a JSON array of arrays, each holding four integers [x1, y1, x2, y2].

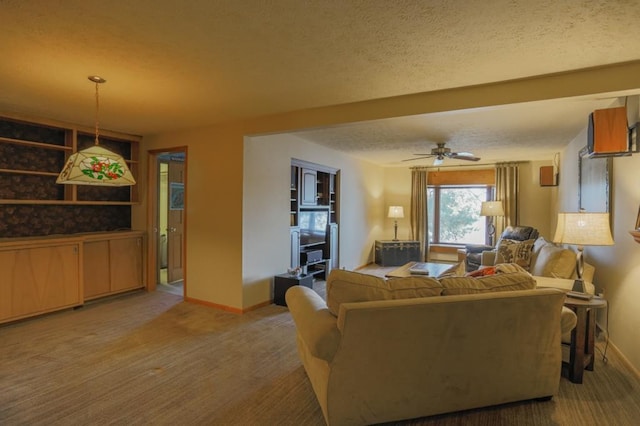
[[563, 295, 607, 384]]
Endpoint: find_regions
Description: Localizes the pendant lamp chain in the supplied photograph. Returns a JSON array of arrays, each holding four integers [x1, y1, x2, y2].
[[90, 75, 106, 146], [94, 79, 100, 145]]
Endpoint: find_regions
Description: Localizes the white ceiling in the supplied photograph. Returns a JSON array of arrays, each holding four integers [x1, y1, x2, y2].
[[2, 1, 640, 166]]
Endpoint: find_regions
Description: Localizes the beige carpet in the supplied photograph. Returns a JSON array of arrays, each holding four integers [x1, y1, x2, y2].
[[1, 276, 640, 425]]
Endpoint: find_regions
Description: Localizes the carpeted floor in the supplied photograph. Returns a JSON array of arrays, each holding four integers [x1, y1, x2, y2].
[[1, 274, 640, 425]]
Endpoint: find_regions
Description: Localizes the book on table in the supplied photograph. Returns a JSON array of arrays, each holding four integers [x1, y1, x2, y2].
[[566, 291, 594, 300], [408, 263, 430, 275]]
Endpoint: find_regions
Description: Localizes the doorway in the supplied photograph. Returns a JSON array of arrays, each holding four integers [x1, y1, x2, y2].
[[148, 148, 187, 297]]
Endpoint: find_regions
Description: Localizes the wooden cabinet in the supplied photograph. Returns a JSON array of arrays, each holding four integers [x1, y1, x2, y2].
[[0, 238, 83, 324], [83, 231, 145, 300], [0, 231, 144, 323], [0, 114, 141, 206]]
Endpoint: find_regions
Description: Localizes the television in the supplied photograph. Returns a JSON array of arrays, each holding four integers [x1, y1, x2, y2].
[[298, 210, 328, 246]]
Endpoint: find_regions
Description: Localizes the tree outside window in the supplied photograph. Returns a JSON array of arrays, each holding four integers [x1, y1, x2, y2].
[[428, 186, 492, 245]]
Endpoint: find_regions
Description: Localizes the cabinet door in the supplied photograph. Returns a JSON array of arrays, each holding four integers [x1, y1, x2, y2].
[[0, 244, 81, 323], [110, 237, 143, 292], [290, 227, 301, 269], [83, 240, 111, 299], [300, 169, 318, 206]]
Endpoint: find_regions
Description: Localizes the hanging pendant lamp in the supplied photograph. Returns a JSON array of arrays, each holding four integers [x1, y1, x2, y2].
[[56, 76, 136, 186]]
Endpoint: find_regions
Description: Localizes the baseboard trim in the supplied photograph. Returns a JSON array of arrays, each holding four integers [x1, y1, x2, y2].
[[184, 296, 243, 314], [184, 296, 273, 314], [605, 339, 640, 381]]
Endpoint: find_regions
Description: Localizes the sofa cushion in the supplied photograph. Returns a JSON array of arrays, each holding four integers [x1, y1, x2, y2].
[[440, 271, 536, 295], [530, 244, 576, 279], [437, 261, 466, 278], [326, 269, 442, 316], [495, 263, 530, 274], [533, 276, 596, 294], [495, 238, 535, 270]]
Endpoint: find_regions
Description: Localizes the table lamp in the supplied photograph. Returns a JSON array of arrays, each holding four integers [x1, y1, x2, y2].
[[553, 211, 614, 293], [480, 201, 505, 246], [388, 206, 404, 241]]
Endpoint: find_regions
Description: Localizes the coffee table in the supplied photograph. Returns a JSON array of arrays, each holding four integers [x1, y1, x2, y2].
[[385, 261, 451, 278]]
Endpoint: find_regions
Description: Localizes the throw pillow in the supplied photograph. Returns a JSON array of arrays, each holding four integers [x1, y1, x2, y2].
[[325, 269, 442, 316], [465, 266, 496, 277], [440, 272, 536, 296], [530, 244, 576, 279], [495, 238, 535, 270]]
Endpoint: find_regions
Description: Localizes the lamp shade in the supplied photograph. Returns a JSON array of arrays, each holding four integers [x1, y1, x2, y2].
[[388, 206, 404, 219], [56, 145, 136, 186], [480, 201, 505, 217], [553, 212, 614, 246]]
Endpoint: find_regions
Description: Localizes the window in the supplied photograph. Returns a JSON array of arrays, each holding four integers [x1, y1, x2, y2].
[[428, 185, 493, 245]]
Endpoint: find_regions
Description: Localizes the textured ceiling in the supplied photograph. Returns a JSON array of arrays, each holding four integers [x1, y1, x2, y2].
[[1, 0, 640, 166]]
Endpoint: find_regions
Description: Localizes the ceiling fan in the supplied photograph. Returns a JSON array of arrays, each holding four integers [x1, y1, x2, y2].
[[403, 142, 481, 166]]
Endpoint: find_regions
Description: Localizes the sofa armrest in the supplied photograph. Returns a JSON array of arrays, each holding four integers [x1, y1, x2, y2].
[[481, 250, 497, 266], [285, 286, 341, 362]]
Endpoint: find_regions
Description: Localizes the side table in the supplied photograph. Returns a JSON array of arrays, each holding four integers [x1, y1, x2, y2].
[[563, 295, 607, 384], [274, 273, 314, 307]]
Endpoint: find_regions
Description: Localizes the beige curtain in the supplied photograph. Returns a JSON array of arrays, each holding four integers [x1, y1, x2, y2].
[[494, 162, 520, 236], [410, 168, 428, 261]]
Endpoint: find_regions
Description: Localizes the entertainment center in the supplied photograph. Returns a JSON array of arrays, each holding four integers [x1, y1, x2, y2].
[[290, 159, 339, 280]]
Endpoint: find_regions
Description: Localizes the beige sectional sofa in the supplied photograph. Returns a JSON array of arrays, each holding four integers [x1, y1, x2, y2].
[[481, 236, 596, 294], [286, 269, 577, 425]]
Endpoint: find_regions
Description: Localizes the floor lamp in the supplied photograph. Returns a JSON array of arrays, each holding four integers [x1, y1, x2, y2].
[[388, 206, 404, 241], [480, 201, 505, 246], [553, 211, 614, 293]]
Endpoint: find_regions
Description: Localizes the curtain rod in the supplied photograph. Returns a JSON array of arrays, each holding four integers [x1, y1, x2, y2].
[[409, 160, 529, 170]]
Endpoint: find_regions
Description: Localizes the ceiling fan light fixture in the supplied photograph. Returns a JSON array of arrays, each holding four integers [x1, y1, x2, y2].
[[56, 76, 136, 186], [402, 142, 481, 164]]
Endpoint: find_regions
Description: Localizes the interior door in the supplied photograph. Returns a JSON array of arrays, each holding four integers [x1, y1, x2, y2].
[[167, 160, 185, 283]]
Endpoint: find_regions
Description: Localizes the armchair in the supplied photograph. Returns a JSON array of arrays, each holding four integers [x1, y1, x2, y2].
[[463, 225, 539, 271]]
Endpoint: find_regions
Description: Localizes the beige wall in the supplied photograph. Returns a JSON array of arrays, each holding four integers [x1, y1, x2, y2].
[[557, 104, 640, 376], [242, 133, 385, 308], [519, 161, 556, 239], [141, 125, 245, 309], [382, 168, 412, 241]]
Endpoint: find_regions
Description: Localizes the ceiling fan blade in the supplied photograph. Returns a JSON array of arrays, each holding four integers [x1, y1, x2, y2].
[[449, 153, 481, 161], [402, 156, 433, 162], [402, 154, 435, 162]]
